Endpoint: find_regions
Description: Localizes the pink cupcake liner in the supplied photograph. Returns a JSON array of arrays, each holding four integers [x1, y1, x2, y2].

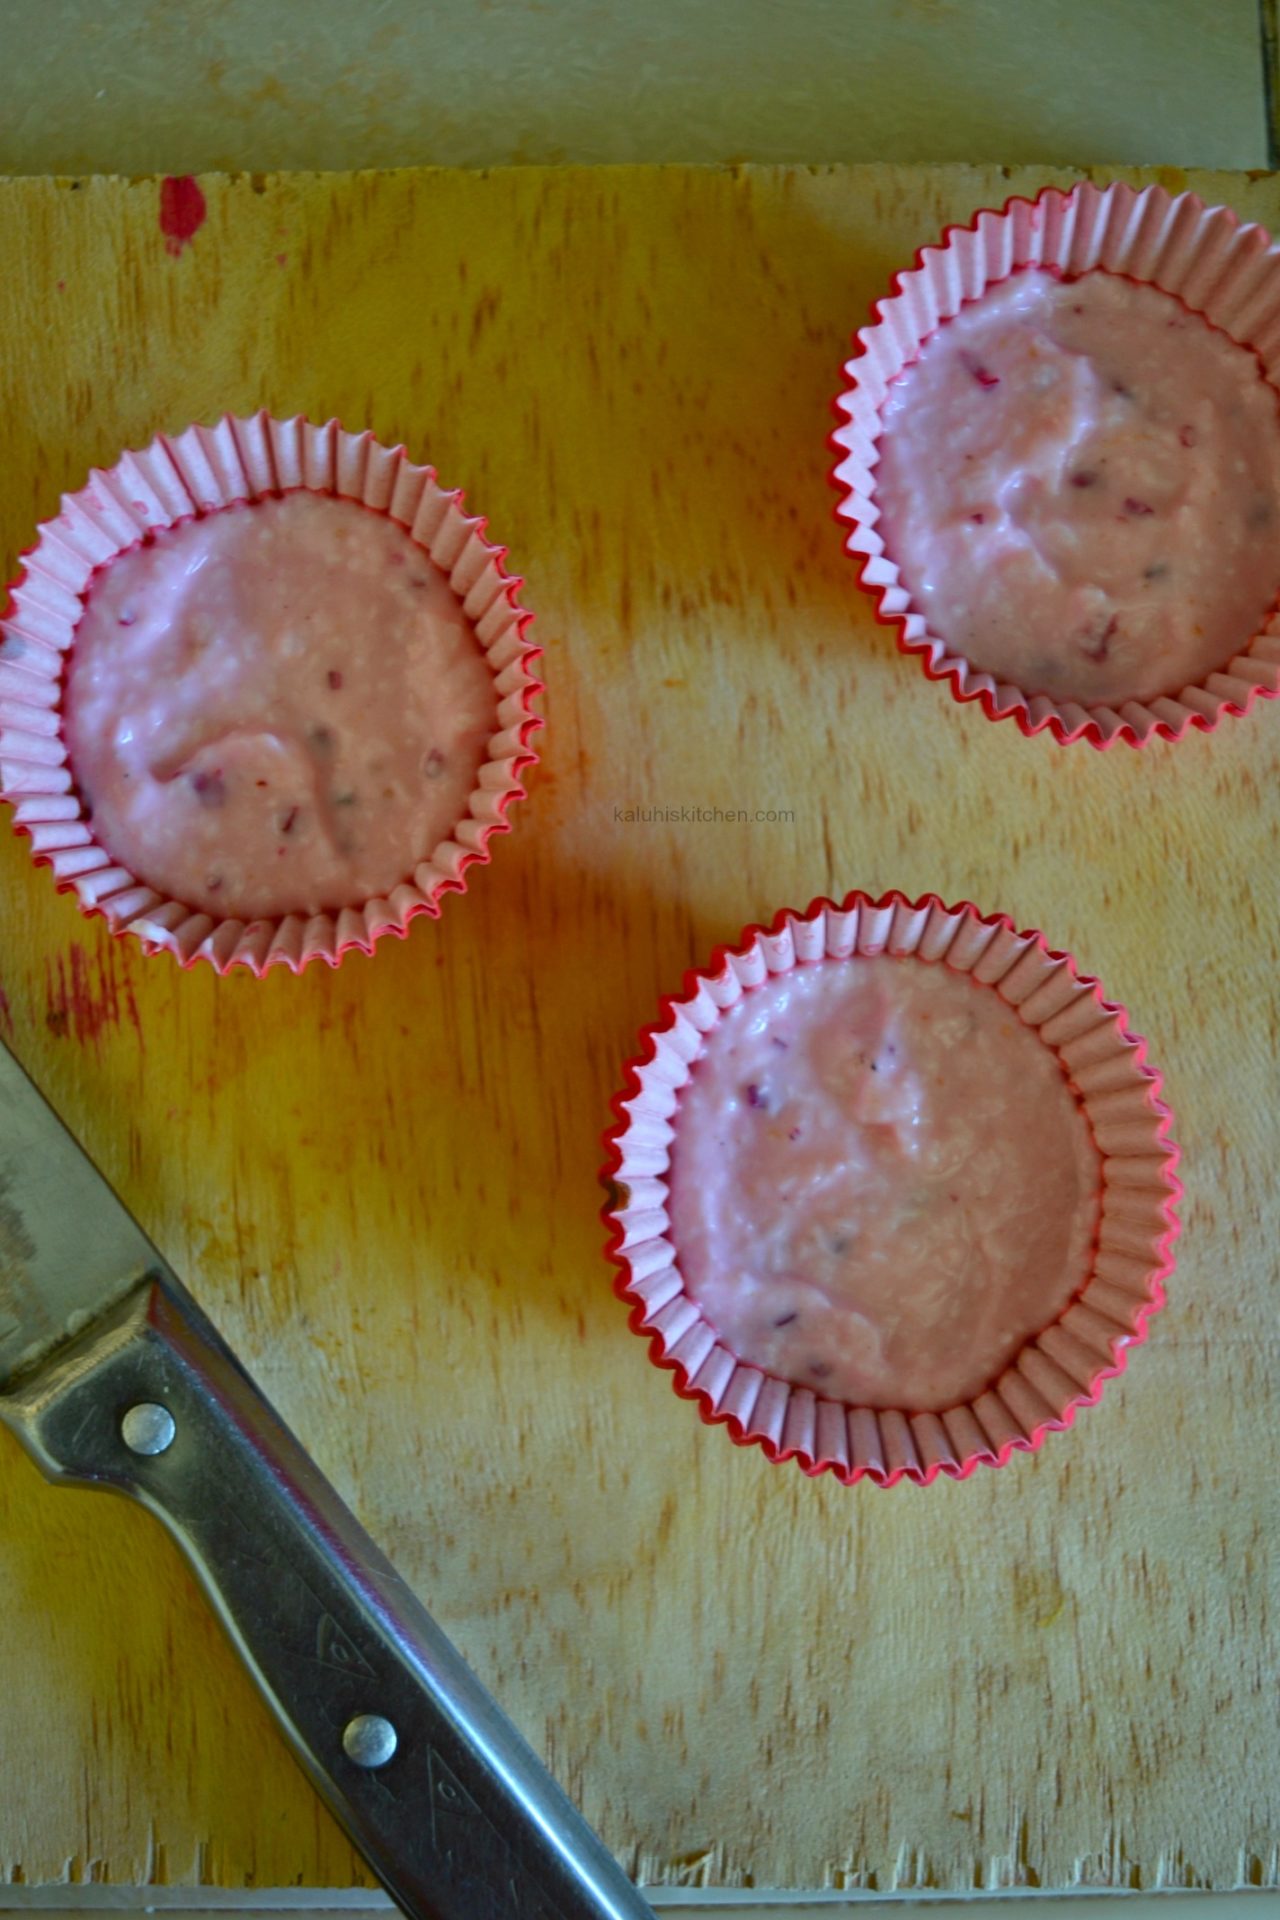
[[831, 179, 1280, 748], [603, 890, 1181, 1487], [0, 412, 542, 973]]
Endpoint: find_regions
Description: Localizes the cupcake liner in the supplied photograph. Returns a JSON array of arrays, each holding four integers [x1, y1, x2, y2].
[[0, 412, 542, 972], [830, 180, 1280, 747], [602, 890, 1181, 1487]]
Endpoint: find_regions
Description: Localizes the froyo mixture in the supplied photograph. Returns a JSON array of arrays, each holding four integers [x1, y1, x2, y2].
[[667, 956, 1101, 1412], [65, 492, 497, 917], [874, 268, 1280, 705]]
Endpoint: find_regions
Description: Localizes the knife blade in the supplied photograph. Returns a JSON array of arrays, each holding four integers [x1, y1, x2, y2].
[[0, 1039, 652, 1920]]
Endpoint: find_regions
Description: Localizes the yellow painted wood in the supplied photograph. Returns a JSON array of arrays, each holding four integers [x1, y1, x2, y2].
[[0, 163, 1276, 1895]]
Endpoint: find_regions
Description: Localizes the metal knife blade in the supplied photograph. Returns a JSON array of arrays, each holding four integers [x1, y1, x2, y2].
[[0, 1042, 164, 1387]]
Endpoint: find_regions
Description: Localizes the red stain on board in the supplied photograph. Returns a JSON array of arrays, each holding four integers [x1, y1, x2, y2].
[[0, 985, 12, 1037], [44, 942, 142, 1048], [159, 175, 207, 256]]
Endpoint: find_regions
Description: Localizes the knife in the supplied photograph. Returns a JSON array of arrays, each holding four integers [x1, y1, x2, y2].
[[0, 1039, 653, 1920]]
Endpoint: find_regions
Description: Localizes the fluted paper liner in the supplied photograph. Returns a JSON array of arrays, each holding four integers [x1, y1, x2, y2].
[[0, 413, 542, 973], [831, 180, 1280, 747], [603, 891, 1181, 1487]]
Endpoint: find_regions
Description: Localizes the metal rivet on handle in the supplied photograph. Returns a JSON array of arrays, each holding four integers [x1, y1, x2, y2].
[[121, 1402, 176, 1456], [343, 1713, 398, 1769]]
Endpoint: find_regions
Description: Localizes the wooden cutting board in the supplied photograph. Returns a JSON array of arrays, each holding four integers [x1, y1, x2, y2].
[[0, 161, 1276, 1896]]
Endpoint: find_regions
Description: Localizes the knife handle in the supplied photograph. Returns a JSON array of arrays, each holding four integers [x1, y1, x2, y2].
[[5, 1274, 652, 1920]]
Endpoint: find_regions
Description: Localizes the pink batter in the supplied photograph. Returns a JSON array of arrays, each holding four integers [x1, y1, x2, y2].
[[667, 957, 1101, 1412], [874, 268, 1280, 705], [64, 493, 497, 918]]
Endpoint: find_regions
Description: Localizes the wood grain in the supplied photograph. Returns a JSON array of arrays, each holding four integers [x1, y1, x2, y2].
[[0, 162, 1276, 1895], [0, 2, 1267, 174]]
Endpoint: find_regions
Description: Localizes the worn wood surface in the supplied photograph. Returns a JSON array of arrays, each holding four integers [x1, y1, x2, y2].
[[0, 163, 1276, 1895], [0, 0, 1269, 174]]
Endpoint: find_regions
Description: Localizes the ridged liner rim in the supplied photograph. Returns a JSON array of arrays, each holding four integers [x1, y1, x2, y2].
[[829, 180, 1280, 748], [602, 889, 1182, 1487], [0, 411, 543, 973]]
